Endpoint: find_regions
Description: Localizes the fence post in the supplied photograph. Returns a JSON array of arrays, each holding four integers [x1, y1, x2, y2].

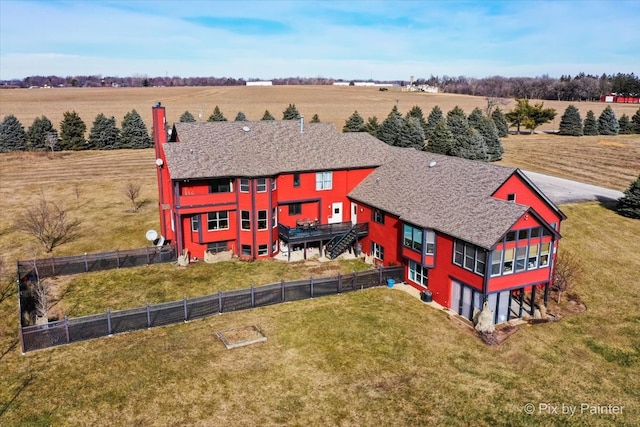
[[218, 290, 222, 313], [16, 267, 25, 354], [64, 316, 70, 344], [146, 246, 150, 264], [281, 279, 285, 302], [183, 295, 188, 322], [379, 267, 383, 286], [338, 273, 342, 293], [84, 253, 88, 272], [353, 270, 358, 291], [51, 255, 56, 276], [310, 277, 314, 298], [107, 308, 112, 336], [116, 250, 120, 268], [251, 285, 255, 308], [146, 302, 151, 328]]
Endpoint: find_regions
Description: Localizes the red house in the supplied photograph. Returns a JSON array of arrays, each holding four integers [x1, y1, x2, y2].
[[152, 103, 566, 324]]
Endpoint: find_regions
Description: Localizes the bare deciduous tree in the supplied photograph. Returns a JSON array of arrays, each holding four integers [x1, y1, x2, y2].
[[15, 196, 81, 252], [125, 182, 143, 212], [484, 96, 509, 117], [45, 131, 58, 154], [552, 251, 582, 303], [73, 183, 82, 208]]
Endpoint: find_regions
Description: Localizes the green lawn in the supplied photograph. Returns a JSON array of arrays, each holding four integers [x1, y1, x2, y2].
[[0, 201, 638, 426]]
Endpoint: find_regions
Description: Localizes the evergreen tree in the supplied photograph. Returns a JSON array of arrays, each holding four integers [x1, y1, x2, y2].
[[397, 116, 425, 149], [121, 110, 152, 148], [406, 105, 428, 132], [583, 110, 598, 135], [616, 175, 640, 219], [491, 108, 509, 137], [467, 107, 484, 128], [425, 106, 444, 141], [234, 111, 247, 121], [376, 105, 404, 146], [343, 110, 365, 132], [618, 114, 632, 134], [59, 111, 87, 150], [450, 128, 487, 161], [364, 116, 380, 137], [208, 106, 227, 122], [282, 104, 300, 120], [598, 106, 619, 135], [0, 114, 27, 152], [558, 105, 583, 136], [179, 111, 196, 122], [261, 110, 275, 121], [425, 120, 454, 155], [310, 114, 320, 123], [88, 114, 120, 149], [26, 115, 57, 151], [632, 108, 640, 134], [474, 116, 503, 161]]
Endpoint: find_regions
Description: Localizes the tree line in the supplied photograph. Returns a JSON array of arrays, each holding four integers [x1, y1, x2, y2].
[[3, 72, 638, 100], [558, 105, 640, 136]]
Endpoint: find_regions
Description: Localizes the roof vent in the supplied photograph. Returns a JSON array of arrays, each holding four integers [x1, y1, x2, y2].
[[429, 160, 437, 168], [242, 126, 250, 132], [189, 148, 194, 155]]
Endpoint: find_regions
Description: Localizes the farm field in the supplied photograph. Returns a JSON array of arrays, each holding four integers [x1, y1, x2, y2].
[[0, 86, 639, 425]]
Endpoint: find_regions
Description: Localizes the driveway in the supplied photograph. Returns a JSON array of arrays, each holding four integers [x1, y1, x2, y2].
[[523, 171, 624, 205]]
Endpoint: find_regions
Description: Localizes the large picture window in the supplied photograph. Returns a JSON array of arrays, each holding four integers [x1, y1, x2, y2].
[[408, 260, 428, 287], [207, 211, 229, 231], [403, 224, 423, 253], [315, 171, 332, 190], [209, 178, 232, 193]]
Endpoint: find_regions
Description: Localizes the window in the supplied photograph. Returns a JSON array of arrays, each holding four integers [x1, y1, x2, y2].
[[272, 208, 277, 228], [272, 240, 278, 253], [507, 193, 516, 202], [207, 211, 229, 231], [258, 210, 268, 230], [315, 171, 332, 190], [454, 241, 464, 266], [241, 245, 252, 256], [425, 230, 435, 254], [528, 244, 539, 269], [408, 260, 428, 287], [191, 215, 199, 232], [289, 203, 302, 216], [371, 242, 384, 260], [403, 224, 423, 253], [293, 173, 300, 187], [506, 231, 516, 242], [258, 244, 268, 256], [372, 209, 385, 224], [241, 210, 250, 230], [515, 246, 527, 272], [491, 250, 502, 276], [539, 242, 551, 267], [464, 243, 475, 270], [256, 178, 267, 192], [530, 227, 540, 238], [240, 179, 250, 192], [518, 229, 529, 241], [271, 179, 276, 191], [207, 241, 228, 254], [209, 178, 232, 193], [475, 249, 486, 275], [503, 248, 514, 274]]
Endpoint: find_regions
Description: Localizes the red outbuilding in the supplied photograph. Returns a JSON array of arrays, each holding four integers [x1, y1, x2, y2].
[[152, 102, 566, 324]]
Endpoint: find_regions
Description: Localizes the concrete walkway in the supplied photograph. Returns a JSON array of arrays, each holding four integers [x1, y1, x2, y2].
[[523, 170, 624, 204]]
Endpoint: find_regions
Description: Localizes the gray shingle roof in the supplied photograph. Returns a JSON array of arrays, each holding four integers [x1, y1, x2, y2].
[[348, 147, 529, 249], [163, 121, 391, 179]]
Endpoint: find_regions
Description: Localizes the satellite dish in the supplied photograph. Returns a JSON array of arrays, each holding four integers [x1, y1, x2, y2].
[[155, 158, 164, 166], [146, 229, 158, 241], [242, 126, 250, 132]]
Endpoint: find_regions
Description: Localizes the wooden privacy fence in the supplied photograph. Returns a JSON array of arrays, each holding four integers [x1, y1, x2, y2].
[[17, 245, 176, 281], [20, 266, 404, 353]]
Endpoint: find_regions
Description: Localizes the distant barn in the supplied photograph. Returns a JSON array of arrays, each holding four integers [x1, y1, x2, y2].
[[600, 93, 639, 103]]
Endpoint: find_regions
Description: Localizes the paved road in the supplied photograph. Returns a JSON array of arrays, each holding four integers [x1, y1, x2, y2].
[[523, 170, 624, 205]]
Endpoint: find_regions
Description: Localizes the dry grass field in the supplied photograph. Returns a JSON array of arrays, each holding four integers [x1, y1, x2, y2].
[[0, 87, 639, 425]]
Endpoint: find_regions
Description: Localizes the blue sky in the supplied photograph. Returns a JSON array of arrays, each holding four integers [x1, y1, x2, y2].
[[1, 0, 638, 80]]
